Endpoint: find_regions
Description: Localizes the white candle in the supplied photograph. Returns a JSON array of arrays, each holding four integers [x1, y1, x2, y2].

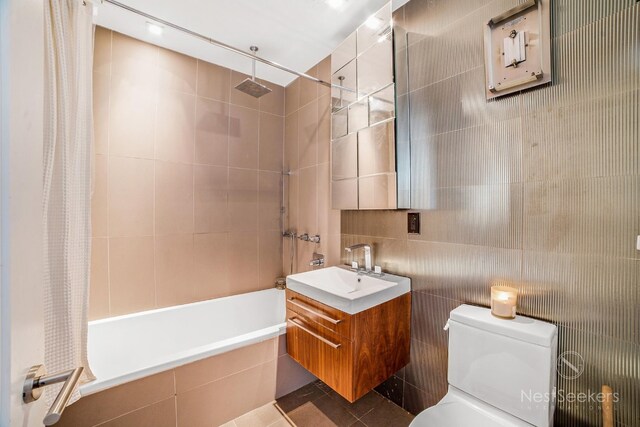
[[491, 286, 518, 319]]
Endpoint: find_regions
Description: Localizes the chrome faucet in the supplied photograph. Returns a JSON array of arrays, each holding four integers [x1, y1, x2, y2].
[[345, 244, 372, 272]]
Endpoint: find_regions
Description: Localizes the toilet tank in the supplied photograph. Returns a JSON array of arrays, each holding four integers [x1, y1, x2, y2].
[[447, 305, 557, 427]]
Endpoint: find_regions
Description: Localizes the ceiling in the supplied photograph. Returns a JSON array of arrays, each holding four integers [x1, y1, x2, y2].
[[94, 0, 409, 87]]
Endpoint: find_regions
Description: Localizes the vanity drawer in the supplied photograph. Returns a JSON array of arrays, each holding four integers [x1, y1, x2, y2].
[[286, 290, 353, 340], [286, 309, 354, 397]]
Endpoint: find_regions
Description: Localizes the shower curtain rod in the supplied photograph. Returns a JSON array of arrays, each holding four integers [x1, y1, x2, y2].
[[99, 0, 348, 90]]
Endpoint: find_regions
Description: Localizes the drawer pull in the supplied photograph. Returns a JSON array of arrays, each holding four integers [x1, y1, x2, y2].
[[288, 318, 342, 349], [288, 298, 342, 325]]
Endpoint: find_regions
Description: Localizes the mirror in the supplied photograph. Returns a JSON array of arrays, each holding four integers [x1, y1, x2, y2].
[[357, 38, 393, 96], [331, 134, 358, 181], [358, 120, 395, 176], [357, 5, 392, 54], [331, 59, 357, 111], [369, 84, 395, 125]]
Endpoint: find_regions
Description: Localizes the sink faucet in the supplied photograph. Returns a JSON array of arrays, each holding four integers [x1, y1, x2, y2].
[[345, 244, 372, 272]]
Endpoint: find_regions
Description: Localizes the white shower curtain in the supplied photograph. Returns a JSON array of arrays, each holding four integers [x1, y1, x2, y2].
[[43, 0, 96, 405]]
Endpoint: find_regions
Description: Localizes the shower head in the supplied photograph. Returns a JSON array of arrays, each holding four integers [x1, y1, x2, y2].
[[234, 46, 272, 98], [235, 78, 272, 98]]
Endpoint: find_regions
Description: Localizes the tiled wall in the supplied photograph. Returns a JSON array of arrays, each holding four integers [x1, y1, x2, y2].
[[90, 27, 285, 319], [58, 336, 314, 426], [283, 58, 341, 274], [343, 1, 640, 426]]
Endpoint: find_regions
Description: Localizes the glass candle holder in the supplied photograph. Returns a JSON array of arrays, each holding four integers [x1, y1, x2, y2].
[[491, 286, 518, 319]]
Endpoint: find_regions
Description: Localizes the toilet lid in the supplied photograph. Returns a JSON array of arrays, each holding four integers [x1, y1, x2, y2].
[[410, 401, 527, 427]]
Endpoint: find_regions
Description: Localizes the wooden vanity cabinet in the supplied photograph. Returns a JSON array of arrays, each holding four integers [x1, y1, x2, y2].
[[285, 289, 411, 402]]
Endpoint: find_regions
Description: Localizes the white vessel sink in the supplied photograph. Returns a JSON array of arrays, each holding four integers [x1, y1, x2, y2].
[[286, 266, 411, 314]]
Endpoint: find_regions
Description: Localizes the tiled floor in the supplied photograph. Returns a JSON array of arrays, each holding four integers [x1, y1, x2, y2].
[[275, 380, 415, 427], [221, 401, 292, 427]]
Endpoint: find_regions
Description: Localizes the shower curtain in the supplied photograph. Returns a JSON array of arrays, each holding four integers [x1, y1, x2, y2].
[[43, 0, 96, 405]]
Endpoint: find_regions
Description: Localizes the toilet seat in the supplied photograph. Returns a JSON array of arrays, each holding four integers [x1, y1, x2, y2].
[[410, 388, 533, 427]]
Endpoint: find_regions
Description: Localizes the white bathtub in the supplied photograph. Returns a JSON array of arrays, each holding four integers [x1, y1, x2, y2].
[[81, 289, 287, 396]]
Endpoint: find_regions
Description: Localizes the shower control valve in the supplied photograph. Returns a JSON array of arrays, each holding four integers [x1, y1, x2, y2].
[[310, 252, 325, 267]]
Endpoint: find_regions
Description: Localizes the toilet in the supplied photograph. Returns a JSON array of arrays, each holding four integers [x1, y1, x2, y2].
[[410, 305, 558, 427]]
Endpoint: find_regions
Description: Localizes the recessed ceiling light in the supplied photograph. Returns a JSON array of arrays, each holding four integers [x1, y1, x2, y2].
[[146, 22, 163, 36], [325, 0, 346, 10], [365, 16, 383, 30]]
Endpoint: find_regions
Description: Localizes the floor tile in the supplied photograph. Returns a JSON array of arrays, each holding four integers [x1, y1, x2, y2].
[[310, 395, 359, 425], [324, 389, 386, 418], [276, 380, 413, 427], [358, 398, 414, 427], [374, 375, 404, 408], [234, 402, 286, 427], [275, 382, 326, 413], [288, 398, 359, 427]]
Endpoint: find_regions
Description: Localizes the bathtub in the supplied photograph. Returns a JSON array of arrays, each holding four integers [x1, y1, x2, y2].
[[81, 288, 287, 396]]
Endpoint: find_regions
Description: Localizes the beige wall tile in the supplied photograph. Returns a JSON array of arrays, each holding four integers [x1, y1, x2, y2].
[[109, 75, 156, 159], [89, 238, 110, 320], [259, 229, 283, 288], [92, 154, 108, 237], [227, 232, 259, 293], [93, 72, 110, 155], [285, 78, 299, 116], [322, 234, 342, 267], [194, 164, 228, 233], [228, 168, 258, 232], [298, 166, 318, 234], [260, 82, 285, 116], [316, 162, 340, 250], [93, 34, 288, 317], [176, 360, 277, 427], [259, 112, 284, 172], [228, 105, 259, 169], [275, 354, 316, 399], [155, 161, 194, 235], [156, 91, 196, 163], [158, 48, 197, 94], [299, 65, 318, 107], [298, 99, 318, 169], [111, 31, 158, 87], [317, 56, 331, 99], [196, 60, 229, 102], [93, 26, 112, 75], [286, 172, 299, 232], [108, 156, 154, 237], [284, 111, 298, 171], [282, 235, 294, 276], [193, 232, 229, 301], [98, 397, 177, 427], [277, 334, 287, 357], [258, 171, 281, 231], [57, 371, 174, 427], [296, 235, 316, 273], [174, 338, 276, 394], [194, 97, 229, 166], [317, 94, 332, 164], [230, 71, 260, 110], [155, 234, 195, 307], [109, 236, 155, 315]]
